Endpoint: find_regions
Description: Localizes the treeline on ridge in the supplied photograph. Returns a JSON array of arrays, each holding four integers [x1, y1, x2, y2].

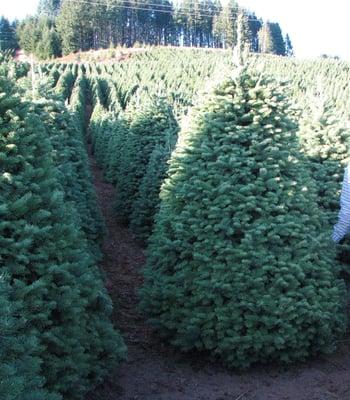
[[0, 0, 292, 59]]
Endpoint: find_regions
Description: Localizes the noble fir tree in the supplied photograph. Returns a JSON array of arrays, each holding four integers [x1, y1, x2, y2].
[[0, 70, 126, 399], [114, 97, 178, 223], [92, 111, 119, 169], [298, 98, 350, 225], [104, 118, 129, 184], [140, 69, 346, 368], [54, 68, 75, 101], [69, 73, 89, 133], [130, 127, 179, 241], [30, 97, 105, 260], [0, 275, 60, 400]]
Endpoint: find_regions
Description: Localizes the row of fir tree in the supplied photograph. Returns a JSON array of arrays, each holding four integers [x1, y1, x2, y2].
[[0, 53, 126, 399]]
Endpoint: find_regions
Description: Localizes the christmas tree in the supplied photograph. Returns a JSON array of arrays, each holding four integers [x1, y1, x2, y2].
[[104, 117, 129, 184], [298, 100, 350, 225], [130, 129, 178, 241], [31, 97, 105, 259], [140, 69, 346, 368], [115, 98, 178, 223], [0, 72, 126, 398], [0, 275, 60, 400]]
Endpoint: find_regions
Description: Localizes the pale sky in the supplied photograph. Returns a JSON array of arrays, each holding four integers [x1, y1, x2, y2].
[[239, 0, 350, 60], [1, 0, 349, 60]]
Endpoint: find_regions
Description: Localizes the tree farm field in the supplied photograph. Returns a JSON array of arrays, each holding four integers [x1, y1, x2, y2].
[[2, 46, 350, 400]]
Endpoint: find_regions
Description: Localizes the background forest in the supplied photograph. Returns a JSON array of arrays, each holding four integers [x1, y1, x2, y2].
[[0, 0, 292, 59]]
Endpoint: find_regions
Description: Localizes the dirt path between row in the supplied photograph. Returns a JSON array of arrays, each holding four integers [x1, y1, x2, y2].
[[87, 152, 350, 400]]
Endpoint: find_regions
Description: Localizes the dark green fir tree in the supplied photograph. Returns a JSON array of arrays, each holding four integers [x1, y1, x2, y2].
[[114, 98, 178, 223], [30, 97, 105, 259], [130, 128, 178, 241], [0, 73, 126, 399], [104, 117, 129, 184], [0, 275, 60, 400]]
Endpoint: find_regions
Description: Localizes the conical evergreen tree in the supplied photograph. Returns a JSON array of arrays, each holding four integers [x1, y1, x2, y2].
[[140, 69, 346, 368], [0, 275, 60, 400], [104, 117, 129, 184], [91, 111, 119, 170], [0, 74, 126, 398], [285, 33, 294, 56], [108, 82, 124, 114], [298, 101, 350, 225], [69, 73, 88, 134], [55, 68, 76, 102], [130, 128, 178, 241], [0, 16, 18, 51], [30, 97, 105, 259], [115, 98, 178, 223]]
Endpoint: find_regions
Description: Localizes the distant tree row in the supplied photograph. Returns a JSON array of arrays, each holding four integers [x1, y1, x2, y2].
[[17, 17, 61, 59], [0, 16, 18, 51], [0, 0, 293, 59]]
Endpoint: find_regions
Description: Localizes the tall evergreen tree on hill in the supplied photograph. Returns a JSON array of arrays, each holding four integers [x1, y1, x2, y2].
[[0, 17, 18, 51], [38, 0, 62, 17], [246, 12, 262, 52], [285, 33, 293, 56], [105, 0, 126, 46], [213, 0, 237, 48], [43, 0, 289, 52], [17, 17, 61, 59], [152, 0, 174, 45], [258, 22, 273, 54], [56, 0, 93, 54], [269, 22, 286, 55], [258, 21, 286, 55], [35, 24, 61, 59]]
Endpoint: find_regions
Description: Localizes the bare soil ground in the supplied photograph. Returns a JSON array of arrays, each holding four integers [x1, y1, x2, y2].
[[36, 45, 227, 64], [87, 152, 350, 400], [54, 47, 146, 64]]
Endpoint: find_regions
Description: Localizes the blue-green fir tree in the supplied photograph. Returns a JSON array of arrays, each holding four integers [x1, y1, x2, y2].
[[140, 69, 346, 368], [130, 128, 178, 241], [114, 98, 178, 223], [0, 72, 126, 399], [0, 274, 60, 400]]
